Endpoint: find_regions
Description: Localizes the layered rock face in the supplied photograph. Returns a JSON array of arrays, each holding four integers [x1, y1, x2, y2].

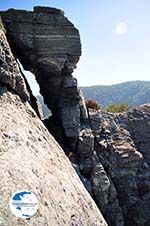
[[113, 105, 150, 225], [116, 104, 150, 164], [0, 7, 81, 148], [0, 18, 107, 226], [73, 106, 150, 226]]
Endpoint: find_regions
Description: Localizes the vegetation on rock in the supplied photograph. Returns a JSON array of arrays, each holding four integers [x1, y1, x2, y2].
[[106, 102, 129, 113]]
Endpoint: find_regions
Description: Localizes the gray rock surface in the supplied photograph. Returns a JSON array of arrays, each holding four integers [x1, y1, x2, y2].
[[0, 22, 107, 226], [77, 128, 94, 158], [115, 104, 150, 164], [0, 89, 107, 226], [59, 72, 80, 148], [82, 107, 150, 226], [0, 23, 29, 101], [91, 163, 124, 226]]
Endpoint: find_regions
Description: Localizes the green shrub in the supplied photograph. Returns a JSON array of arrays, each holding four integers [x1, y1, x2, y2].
[[107, 102, 128, 113]]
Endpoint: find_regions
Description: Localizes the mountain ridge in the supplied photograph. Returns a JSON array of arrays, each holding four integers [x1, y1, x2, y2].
[[81, 80, 150, 106]]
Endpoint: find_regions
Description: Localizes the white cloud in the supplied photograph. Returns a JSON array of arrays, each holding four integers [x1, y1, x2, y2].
[[115, 21, 128, 35]]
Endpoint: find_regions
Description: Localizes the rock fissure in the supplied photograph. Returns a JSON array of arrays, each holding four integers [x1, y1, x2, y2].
[[17, 60, 42, 118]]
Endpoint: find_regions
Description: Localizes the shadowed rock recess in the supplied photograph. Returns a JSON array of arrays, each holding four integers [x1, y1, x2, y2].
[[0, 6, 150, 226]]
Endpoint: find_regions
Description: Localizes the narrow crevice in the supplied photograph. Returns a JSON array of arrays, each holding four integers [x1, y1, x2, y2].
[[17, 60, 42, 118]]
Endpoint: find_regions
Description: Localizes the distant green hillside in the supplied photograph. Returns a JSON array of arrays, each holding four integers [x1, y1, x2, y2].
[[81, 81, 150, 106]]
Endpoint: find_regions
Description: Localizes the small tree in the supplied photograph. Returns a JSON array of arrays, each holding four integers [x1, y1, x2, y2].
[[85, 99, 101, 110]]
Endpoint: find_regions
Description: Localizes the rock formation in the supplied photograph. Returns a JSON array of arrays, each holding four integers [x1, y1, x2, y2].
[[0, 14, 107, 226], [1, 6, 150, 226], [81, 106, 150, 226], [0, 6, 81, 149]]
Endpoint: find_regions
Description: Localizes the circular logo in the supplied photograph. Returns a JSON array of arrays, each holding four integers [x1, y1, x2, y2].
[[9, 190, 38, 219]]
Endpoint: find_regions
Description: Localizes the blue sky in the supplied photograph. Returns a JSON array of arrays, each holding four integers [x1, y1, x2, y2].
[[1, 0, 150, 94]]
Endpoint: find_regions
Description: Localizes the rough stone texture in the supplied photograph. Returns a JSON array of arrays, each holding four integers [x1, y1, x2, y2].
[[113, 105, 150, 226], [59, 71, 80, 148], [74, 105, 150, 226], [0, 24, 29, 101], [0, 89, 108, 226], [82, 107, 150, 226], [0, 7, 81, 147], [115, 104, 150, 164], [91, 163, 124, 226], [77, 128, 94, 158], [0, 24, 107, 226]]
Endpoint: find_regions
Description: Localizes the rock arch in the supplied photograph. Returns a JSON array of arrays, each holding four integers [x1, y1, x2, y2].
[[0, 6, 82, 148]]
